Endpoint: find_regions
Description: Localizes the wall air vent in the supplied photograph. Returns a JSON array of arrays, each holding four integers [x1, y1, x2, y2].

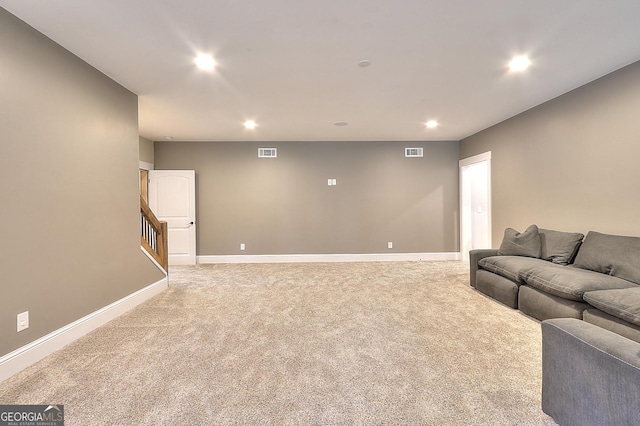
[[258, 148, 277, 158], [405, 147, 423, 158]]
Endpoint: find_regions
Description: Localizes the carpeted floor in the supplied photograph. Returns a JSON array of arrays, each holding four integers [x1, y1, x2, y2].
[[0, 261, 556, 425]]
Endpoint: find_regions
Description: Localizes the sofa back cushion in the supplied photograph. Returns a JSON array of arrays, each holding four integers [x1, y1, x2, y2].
[[498, 224, 541, 258], [539, 228, 584, 265], [573, 231, 640, 284]]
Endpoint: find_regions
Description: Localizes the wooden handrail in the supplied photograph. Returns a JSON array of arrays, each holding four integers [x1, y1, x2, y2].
[[140, 195, 168, 271]]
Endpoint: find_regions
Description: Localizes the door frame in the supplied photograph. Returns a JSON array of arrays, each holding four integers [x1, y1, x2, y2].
[[459, 151, 492, 261], [139, 161, 154, 203], [148, 170, 197, 266]]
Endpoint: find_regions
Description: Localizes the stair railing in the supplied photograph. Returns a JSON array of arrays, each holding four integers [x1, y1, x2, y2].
[[140, 195, 168, 271]]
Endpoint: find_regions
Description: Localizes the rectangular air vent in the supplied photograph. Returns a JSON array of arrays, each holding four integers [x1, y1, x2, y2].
[[405, 147, 423, 158], [258, 148, 277, 158]]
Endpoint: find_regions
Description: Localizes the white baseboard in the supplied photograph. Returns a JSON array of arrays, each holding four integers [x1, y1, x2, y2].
[[198, 252, 461, 264], [0, 277, 168, 383], [140, 246, 168, 275]]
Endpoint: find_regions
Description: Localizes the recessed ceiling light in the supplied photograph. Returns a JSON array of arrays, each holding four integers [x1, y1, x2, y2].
[[358, 59, 372, 68], [334, 121, 349, 127], [426, 120, 438, 129], [243, 120, 257, 130], [508, 55, 531, 72], [195, 53, 216, 71]]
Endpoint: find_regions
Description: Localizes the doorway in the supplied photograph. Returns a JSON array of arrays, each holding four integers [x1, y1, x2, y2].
[[148, 170, 197, 265], [459, 152, 492, 261]]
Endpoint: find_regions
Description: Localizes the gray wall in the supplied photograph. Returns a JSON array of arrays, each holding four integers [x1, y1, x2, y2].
[[0, 9, 164, 357], [460, 61, 640, 244], [154, 141, 460, 255], [139, 136, 155, 164]]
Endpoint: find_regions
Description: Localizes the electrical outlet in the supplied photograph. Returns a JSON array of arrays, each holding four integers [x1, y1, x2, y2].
[[17, 311, 29, 332], [388, 242, 393, 249], [240, 243, 245, 251]]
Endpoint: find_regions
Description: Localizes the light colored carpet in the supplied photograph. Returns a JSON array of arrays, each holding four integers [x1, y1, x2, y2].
[[0, 261, 556, 425]]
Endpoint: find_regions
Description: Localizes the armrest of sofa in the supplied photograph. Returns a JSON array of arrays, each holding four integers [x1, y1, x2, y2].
[[541, 318, 640, 426], [469, 248, 499, 288]]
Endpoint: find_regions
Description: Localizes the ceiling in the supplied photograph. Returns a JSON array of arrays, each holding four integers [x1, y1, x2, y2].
[[3, 1, 640, 142]]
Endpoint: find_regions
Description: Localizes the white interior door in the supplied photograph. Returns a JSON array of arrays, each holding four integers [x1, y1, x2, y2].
[[460, 152, 492, 262], [148, 170, 196, 265]]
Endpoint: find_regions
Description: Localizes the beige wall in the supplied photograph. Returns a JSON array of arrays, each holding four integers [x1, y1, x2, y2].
[[0, 9, 164, 357], [154, 141, 460, 255], [139, 136, 155, 164], [460, 61, 640, 244]]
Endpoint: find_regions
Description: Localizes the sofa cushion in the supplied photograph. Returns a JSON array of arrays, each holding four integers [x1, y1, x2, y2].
[[498, 224, 541, 258], [573, 231, 640, 284], [583, 308, 640, 344], [475, 270, 519, 308], [478, 256, 549, 284], [539, 228, 584, 265], [520, 264, 638, 301], [519, 285, 589, 321], [584, 288, 640, 327]]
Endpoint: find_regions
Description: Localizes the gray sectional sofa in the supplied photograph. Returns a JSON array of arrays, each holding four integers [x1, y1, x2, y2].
[[470, 226, 640, 337], [469, 226, 640, 426], [541, 318, 640, 426]]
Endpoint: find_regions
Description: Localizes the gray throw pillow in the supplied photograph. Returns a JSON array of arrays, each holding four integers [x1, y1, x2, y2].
[[498, 224, 541, 258], [573, 231, 640, 284], [539, 228, 584, 265]]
